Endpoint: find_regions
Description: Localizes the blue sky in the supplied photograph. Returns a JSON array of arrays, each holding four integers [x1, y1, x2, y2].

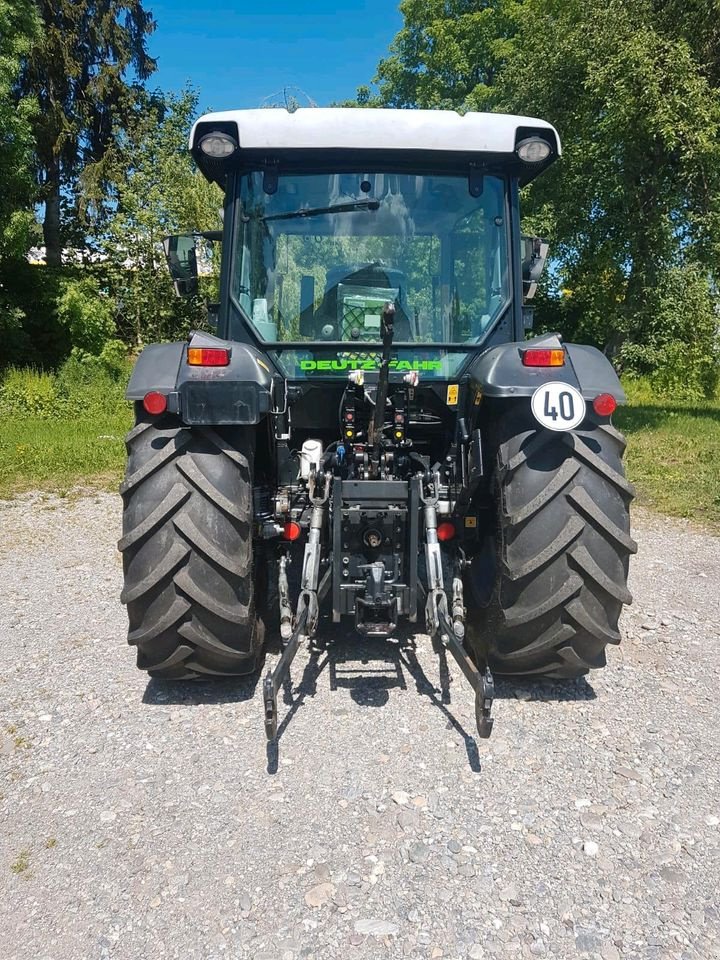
[[147, 1, 403, 113]]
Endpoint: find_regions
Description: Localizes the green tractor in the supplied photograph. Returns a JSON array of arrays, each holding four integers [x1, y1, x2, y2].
[[119, 107, 636, 742]]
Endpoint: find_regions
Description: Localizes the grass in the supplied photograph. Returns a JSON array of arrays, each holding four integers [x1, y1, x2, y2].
[[615, 379, 720, 529], [0, 359, 132, 500], [0, 413, 131, 499], [10, 850, 30, 876], [0, 363, 718, 530]]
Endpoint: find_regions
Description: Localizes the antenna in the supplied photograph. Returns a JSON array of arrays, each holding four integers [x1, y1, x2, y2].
[[259, 86, 318, 111]]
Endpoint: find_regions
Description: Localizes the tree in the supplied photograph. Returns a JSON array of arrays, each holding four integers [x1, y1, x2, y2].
[[17, 0, 156, 266], [89, 88, 223, 347], [0, 0, 37, 260], [0, 0, 38, 363], [494, 0, 720, 357], [372, 0, 521, 109]]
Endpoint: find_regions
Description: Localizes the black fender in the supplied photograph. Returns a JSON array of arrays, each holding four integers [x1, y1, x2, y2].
[[126, 331, 274, 425], [467, 332, 625, 403], [127, 343, 184, 400]]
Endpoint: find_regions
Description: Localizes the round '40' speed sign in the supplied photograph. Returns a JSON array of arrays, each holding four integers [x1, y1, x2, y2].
[[530, 382, 586, 431]]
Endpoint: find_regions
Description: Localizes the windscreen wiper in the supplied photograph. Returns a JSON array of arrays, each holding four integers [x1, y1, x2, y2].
[[260, 199, 380, 222]]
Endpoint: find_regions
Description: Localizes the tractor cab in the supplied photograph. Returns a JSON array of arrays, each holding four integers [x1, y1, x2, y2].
[[170, 108, 558, 371]]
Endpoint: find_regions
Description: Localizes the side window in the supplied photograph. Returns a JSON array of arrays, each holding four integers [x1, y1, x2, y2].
[[450, 200, 507, 341], [232, 217, 252, 316]]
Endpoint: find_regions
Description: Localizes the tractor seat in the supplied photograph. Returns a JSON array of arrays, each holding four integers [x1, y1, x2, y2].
[[316, 263, 413, 341]]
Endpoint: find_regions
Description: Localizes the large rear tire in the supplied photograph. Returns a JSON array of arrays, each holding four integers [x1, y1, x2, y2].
[[468, 410, 637, 678], [119, 412, 260, 679]]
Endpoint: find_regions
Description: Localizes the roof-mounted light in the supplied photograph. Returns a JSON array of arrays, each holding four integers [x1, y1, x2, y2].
[[516, 137, 552, 164], [198, 131, 238, 159]]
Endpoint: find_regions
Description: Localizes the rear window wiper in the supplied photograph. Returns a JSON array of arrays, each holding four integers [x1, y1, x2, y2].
[[258, 199, 380, 223]]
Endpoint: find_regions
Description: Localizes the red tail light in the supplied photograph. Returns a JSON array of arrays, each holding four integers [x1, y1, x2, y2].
[[282, 521, 302, 542], [522, 348, 565, 367], [437, 521, 456, 542], [187, 347, 230, 366], [143, 391, 167, 415], [593, 393, 617, 416]]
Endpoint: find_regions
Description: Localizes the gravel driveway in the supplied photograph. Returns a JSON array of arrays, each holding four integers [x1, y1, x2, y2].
[[1, 492, 718, 960]]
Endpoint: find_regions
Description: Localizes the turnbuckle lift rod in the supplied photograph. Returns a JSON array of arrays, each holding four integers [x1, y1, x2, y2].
[[263, 475, 330, 741], [420, 475, 495, 739], [278, 554, 293, 641]]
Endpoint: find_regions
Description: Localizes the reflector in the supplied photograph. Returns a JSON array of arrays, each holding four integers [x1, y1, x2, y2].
[[283, 521, 302, 541], [143, 391, 167, 415], [437, 522, 456, 542], [593, 393, 617, 416]]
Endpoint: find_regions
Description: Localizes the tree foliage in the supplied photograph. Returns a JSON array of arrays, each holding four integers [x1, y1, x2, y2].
[[16, 0, 156, 265], [496, 2, 720, 352], [373, 0, 520, 110], [89, 87, 223, 346], [0, 0, 37, 260], [0, 0, 39, 362]]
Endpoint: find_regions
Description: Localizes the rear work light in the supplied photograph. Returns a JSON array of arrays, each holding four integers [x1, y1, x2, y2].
[[522, 348, 565, 367], [593, 393, 617, 416], [187, 347, 230, 366], [198, 132, 238, 159], [142, 391, 167, 415]]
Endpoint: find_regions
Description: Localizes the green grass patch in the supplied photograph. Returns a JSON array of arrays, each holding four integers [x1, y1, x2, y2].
[[10, 850, 31, 876], [616, 378, 720, 529], [0, 358, 133, 499], [0, 412, 131, 499]]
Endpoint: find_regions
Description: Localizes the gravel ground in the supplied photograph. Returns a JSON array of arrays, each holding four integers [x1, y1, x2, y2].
[[1, 492, 719, 960]]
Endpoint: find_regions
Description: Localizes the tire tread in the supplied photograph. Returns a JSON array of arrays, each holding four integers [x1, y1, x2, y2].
[[119, 414, 259, 679], [470, 409, 635, 678]]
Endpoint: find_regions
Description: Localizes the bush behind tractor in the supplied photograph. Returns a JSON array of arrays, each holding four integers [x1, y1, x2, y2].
[[119, 108, 636, 743]]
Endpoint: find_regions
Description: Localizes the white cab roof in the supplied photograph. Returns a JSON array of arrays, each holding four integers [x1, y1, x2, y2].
[[190, 107, 561, 156]]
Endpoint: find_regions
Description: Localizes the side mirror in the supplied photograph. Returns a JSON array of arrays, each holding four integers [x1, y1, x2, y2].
[[521, 236, 549, 301], [163, 234, 199, 297], [206, 302, 219, 329]]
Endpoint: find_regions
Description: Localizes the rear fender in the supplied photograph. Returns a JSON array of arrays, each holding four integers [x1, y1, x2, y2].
[[126, 331, 274, 425], [468, 332, 625, 403], [126, 343, 184, 401]]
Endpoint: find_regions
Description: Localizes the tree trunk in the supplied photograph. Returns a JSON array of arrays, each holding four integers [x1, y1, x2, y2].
[[43, 162, 62, 267]]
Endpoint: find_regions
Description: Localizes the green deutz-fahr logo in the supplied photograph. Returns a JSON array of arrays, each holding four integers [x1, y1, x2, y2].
[[299, 358, 443, 372]]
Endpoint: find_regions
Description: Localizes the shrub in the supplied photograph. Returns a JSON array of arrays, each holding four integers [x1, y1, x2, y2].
[[53, 355, 131, 419], [0, 366, 57, 416], [98, 338, 130, 376], [56, 276, 116, 356], [619, 264, 720, 401], [0, 356, 131, 420]]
